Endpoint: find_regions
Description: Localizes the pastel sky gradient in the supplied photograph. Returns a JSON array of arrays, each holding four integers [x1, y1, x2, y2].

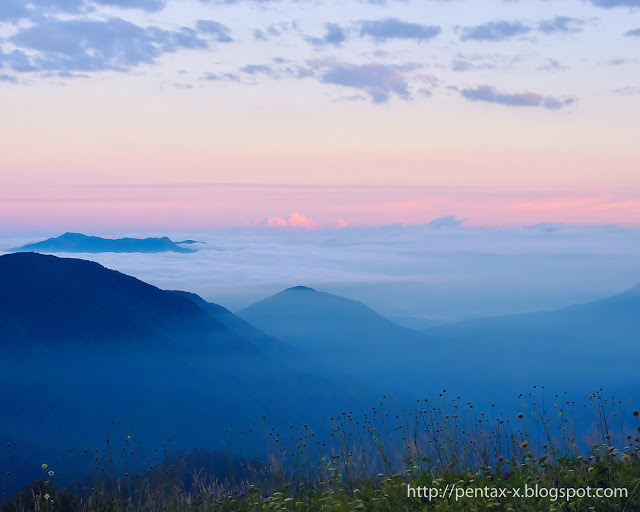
[[1, 0, 639, 229]]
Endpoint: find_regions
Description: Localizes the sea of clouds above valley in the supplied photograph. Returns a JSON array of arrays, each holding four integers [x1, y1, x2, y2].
[[4, 222, 640, 326]]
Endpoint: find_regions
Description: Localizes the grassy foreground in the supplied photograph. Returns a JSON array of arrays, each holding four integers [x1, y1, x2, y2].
[[3, 390, 640, 511]]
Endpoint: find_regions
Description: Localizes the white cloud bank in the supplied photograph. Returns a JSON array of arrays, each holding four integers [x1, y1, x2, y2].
[[4, 220, 640, 326]]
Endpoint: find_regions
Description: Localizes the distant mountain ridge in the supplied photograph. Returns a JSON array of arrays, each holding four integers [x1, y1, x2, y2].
[[0, 253, 372, 495], [424, 282, 640, 387], [427, 282, 640, 341], [0, 252, 255, 353], [237, 282, 640, 401], [170, 290, 291, 355], [238, 285, 422, 353], [237, 286, 435, 390], [11, 232, 197, 253]]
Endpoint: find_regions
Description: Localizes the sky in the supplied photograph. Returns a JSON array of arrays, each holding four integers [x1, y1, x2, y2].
[[1, 0, 639, 229]]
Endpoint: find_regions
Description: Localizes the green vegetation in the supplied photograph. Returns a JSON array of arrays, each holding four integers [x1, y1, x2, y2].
[[3, 390, 640, 511]]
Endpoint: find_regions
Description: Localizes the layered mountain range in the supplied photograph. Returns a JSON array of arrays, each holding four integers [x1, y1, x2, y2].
[[2, 251, 639, 495]]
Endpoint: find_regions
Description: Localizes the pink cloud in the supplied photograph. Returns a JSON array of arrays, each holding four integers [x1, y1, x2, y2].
[[266, 217, 288, 227], [288, 212, 313, 229], [522, 91, 543, 105], [264, 212, 316, 230]]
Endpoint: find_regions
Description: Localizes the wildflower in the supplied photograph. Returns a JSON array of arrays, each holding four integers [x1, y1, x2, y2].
[[634, 411, 639, 417], [521, 442, 529, 449], [518, 413, 524, 419], [41, 464, 48, 469], [44, 494, 50, 500], [48, 471, 54, 476]]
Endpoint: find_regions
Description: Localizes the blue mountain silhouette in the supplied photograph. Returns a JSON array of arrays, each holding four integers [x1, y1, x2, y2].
[[11, 232, 195, 253]]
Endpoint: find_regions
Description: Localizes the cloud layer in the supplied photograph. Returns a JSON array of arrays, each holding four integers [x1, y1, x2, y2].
[[460, 85, 575, 110], [358, 18, 441, 42], [310, 59, 415, 103], [1, 0, 633, 110], [8, 18, 209, 72]]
